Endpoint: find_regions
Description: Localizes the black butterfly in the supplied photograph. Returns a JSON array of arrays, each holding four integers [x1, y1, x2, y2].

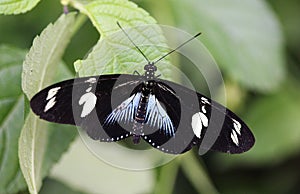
[[30, 23, 255, 155]]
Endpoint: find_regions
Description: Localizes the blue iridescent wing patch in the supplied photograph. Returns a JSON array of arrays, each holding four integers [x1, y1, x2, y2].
[[145, 94, 175, 136], [104, 92, 141, 125]]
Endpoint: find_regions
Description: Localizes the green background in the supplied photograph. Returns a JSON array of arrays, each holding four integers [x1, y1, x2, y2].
[[0, 0, 300, 193]]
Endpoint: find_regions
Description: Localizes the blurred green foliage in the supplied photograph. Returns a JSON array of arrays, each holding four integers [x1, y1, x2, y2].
[[0, 0, 299, 194]]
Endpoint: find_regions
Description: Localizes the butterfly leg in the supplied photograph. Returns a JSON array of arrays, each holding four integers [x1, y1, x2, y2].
[[133, 70, 141, 75]]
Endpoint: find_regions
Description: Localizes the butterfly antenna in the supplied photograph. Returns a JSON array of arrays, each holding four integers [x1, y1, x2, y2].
[[117, 21, 151, 64], [153, 32, 202, 65]]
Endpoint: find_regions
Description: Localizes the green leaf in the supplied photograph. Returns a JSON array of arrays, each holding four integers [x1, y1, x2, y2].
[[50, 138, 154, 194], [19, 13, 77, 194], [213, 81, 300, 168], [22, 12, 76, 99], [40, 178, 87, 194], [0, 45, 27, 194], [71, 0, 174, 80], [0, 0, 40, 15], [169, 0, 286, 92]]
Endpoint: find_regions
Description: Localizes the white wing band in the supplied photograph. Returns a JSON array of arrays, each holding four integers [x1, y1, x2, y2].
[[104, 93, 141, 125], [145, 94, 175, 136]]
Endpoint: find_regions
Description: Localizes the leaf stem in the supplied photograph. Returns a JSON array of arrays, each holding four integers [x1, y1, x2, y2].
[[181, 152, 219, 194], [153, 159, 180, 194], [71, 14, 88, 36]]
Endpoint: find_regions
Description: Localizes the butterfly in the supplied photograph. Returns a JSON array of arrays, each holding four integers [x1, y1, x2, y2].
[[30, 22, 255, 155]]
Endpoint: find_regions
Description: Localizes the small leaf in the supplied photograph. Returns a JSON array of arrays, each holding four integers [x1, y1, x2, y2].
[[0, 0, 40, 15], [169, 0, 286, 92], [19, 13, 77, 194], [0, 45, 27, 194], [72, 0, 174, 80]]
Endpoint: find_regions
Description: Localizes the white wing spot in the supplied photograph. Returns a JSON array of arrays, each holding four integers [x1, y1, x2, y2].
[[231, 119, 242, 146], [85, 78, 97, 83], [233, 119, 242, 135], [201, 97, 210, 105], [44, 97, 57, 112], [201, 105, 206, 114], [46, 87, 61, 100], [44, 87, 61, 112], [86, 86, 92, 92], [79, 92, 97, 117], [191, 112, 208, 138], [231, 130, 239, 146]]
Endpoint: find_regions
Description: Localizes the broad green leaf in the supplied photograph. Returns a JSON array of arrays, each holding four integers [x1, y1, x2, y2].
[[269, 0, 300, 50], [40, 178, 87, 194], [0, 0, 40, 15], [214, 81, 300, 168], [0, 45, 27, 194], [50, 138, 154, 194], [19, 13, 77, 194], [22, 12, 76, 99], [169, 0, 285, 92], [71, 0, 174, 80], [19, 114, 48, 194]]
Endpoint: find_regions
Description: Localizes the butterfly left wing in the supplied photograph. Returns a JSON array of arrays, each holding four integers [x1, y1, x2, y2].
[[143, 79, 255, 154], [30, 74, 143, 142]]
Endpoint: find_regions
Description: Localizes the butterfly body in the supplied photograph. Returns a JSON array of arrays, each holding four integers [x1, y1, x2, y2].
[[131, 80, 153, 143]]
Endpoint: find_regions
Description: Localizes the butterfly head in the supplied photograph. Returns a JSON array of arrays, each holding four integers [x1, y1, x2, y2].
[[144, 62, 157, 79]]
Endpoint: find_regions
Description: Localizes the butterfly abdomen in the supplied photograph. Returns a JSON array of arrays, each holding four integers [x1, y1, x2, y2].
[[135, 80, 155, 122], [134, 94, 148, 123]]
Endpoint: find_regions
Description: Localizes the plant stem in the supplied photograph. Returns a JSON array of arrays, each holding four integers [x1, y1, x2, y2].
[[71, 14, 88, 36], [181, 152, 219, 194], [153, 158, 180, 194]]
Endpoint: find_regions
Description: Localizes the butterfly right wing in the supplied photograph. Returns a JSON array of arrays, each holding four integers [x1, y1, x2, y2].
[[154, 79, 255, 154]]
